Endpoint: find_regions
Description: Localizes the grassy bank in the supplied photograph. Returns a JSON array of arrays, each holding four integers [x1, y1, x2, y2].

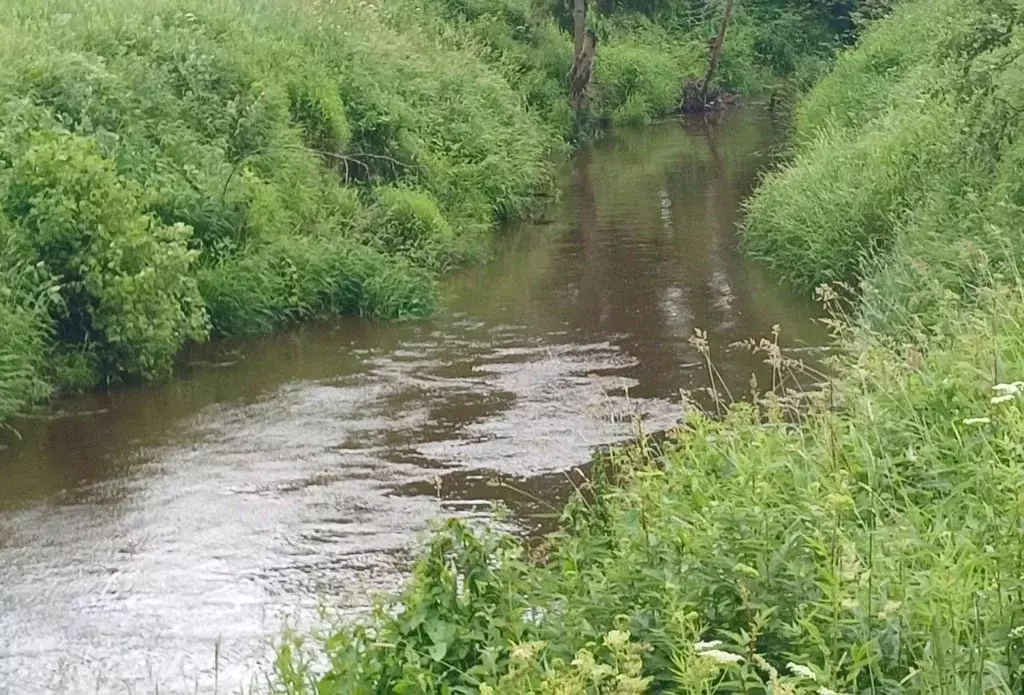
[[0, 0, 847, 422], [274, 1, 1024, 693]]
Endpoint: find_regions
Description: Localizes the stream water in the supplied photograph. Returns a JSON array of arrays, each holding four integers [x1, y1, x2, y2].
[[0, 110, 824, 694]]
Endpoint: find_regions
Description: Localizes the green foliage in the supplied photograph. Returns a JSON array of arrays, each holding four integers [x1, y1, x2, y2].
[[3, 131, 208, 380], [743, 0, 1024, 296], [0, 218, 56, 420]]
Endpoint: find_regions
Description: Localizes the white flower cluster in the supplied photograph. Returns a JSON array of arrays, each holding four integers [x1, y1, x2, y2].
[[992, 381, 1024, 404], [693, 639, 743, 664]]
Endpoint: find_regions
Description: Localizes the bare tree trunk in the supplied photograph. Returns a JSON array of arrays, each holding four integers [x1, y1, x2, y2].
[[569, 30, 597, 112], [569, 0, 595, 113], [699, 0, 733, 104], [572, 0, 587, 60]]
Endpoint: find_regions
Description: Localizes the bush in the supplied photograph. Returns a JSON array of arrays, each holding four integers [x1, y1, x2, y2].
[[2, 132, 208, 381]]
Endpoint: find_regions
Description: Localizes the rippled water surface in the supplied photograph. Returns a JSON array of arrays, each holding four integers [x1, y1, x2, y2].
[[0, 111, 824, 694]]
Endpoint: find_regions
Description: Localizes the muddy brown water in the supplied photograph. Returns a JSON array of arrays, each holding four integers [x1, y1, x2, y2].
[[0, 111, 825, 694]]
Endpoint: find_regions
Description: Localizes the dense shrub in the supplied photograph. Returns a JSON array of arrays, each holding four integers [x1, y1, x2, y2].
[[3, 132, 208, 381]]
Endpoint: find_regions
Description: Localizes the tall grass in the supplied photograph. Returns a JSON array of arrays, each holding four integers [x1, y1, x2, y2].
[[0, 223, 55, 421]]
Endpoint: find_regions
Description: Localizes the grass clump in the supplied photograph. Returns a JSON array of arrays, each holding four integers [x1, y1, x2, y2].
[[742, 0, 1024, 297], [0, 220, 56, 420]]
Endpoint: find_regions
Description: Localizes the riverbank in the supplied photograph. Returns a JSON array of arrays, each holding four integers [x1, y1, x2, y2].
[[275, 1, 1024, 693], [0, 0, 846, 423]]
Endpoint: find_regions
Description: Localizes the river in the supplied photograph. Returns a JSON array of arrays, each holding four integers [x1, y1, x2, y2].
[[0, 110, 824, 694]]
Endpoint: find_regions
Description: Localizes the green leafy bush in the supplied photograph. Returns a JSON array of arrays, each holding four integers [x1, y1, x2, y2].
[[3, 132, 208, 380]]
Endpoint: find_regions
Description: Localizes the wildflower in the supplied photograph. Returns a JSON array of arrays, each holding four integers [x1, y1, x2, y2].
[[818, 688, 849, 695], [479, 685, 495, 695], [571, 648, 596, 673], [877, 600, 903, 619], [733, 562, 760, 579], [692, 640, 723, 652], [510, 640, 545, 663], [752, 653, 778, 681], [993, 382, 1024, 396], [991, 394, 1016, 405], [612, 674, 650, 694], [604, 630, 631, 650], [1011, 626, 1024, 640], [787, 662, 817, 680], [963, 417, 991, 425], [840, 598, 859, 612], [699, 649, 744, 664]]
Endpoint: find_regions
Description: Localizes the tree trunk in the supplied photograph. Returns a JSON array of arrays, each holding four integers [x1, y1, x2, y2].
[[699, 0, 733, 104], [572, 0, 587, 60], [569, 0, 595, 113], [569, 30, 597, 112]]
